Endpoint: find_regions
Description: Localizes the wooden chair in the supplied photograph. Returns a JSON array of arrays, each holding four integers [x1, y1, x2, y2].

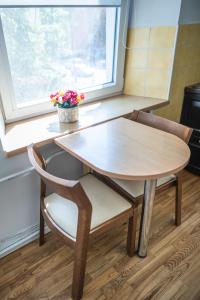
[[27, 144, 136, 300], [94, 110, 192, 251]]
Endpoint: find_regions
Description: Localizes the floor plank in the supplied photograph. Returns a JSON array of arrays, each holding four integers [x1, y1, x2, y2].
[[0, 170, 200, 300]]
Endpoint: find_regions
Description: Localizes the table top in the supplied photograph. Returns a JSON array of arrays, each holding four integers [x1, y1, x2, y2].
[[55, 117, 190, 180]]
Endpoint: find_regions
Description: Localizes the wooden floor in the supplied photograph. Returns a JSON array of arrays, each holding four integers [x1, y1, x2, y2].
[[0, 170, 200, 300]]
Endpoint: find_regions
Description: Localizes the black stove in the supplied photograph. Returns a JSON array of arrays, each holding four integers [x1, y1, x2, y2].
[[181, 83, 200, 175]]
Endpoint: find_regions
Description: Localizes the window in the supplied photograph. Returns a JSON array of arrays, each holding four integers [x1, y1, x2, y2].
[[0, 1, 129, 122]]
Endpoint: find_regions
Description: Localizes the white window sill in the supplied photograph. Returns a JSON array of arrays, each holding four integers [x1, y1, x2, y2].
[[1, 94, 169, 157]]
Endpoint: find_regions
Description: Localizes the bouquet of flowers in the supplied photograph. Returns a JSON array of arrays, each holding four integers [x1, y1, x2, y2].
[[50, 90, 85, 108]]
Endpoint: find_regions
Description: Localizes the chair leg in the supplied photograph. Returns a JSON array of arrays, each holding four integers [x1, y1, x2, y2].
[[39, 181, 46, 246], [175, 173, 182, 226], [72, 230, 90, 300], [127, 206, 137, 257], [39, 209, 45, 246]]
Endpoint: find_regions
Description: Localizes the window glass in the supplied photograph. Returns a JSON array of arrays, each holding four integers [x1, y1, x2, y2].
[[0, 7, 116, 108]]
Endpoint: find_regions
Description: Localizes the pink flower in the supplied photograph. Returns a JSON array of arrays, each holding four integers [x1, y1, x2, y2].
[[50, 92, 58, 99], [62, 95, 68, 102], [70, 98, 78, 105], [80, 93, 84, 100], [65, 91, 72, 99], [72, 91, 77, 97]]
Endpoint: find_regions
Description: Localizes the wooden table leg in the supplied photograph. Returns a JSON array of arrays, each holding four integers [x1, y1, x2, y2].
[[138, 179, 157, 258]]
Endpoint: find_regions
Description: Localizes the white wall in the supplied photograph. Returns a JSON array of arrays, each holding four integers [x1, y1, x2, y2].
[[179, 0, 200, 24], [0, 142, 83, 257], [128, 0, 200, 28], [129, 0, 182, 28]]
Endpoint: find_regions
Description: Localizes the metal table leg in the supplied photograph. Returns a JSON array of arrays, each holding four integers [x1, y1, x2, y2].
[[138, 179, 157, 258]]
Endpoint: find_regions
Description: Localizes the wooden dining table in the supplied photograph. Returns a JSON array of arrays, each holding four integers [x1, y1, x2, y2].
[[55, 117, 190, 257]]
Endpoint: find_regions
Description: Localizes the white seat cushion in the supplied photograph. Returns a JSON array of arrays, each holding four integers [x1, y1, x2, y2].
[[44, 174, 132, 238], [111, 175, 176, 198]]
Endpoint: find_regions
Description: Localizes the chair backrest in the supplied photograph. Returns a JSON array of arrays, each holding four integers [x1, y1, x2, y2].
[[27, 144, 91, 210], [130, 110, 193, 144]]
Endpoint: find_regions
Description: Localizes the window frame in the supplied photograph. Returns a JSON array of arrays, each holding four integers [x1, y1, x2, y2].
[[0, 0, 129, 123]]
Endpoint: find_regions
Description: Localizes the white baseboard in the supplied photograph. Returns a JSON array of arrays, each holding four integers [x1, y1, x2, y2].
[[0, 224, 50, 258]]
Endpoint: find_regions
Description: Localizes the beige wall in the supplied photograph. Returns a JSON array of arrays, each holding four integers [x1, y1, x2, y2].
[[124, 24, 200, 122], [157, 23, 200, 121], [124, 26, 177, 100]]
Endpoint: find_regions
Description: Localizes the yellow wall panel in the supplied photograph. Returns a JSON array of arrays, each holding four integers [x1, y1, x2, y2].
[[157, 24, 200, 121], [144, 87, 169, 99], [127, 27, 150, 49], [149, 26, 176, 49], [145, 69, 170, 89], [124, 26, 176, 101], [124, 68, 146, 96], [124, 24, 200, 122], [148, 49, 174, 69], [126, 49, 148, 68]]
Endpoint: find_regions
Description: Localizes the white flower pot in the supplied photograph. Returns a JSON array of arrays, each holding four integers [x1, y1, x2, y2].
[[57, 106, 79, 123]]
